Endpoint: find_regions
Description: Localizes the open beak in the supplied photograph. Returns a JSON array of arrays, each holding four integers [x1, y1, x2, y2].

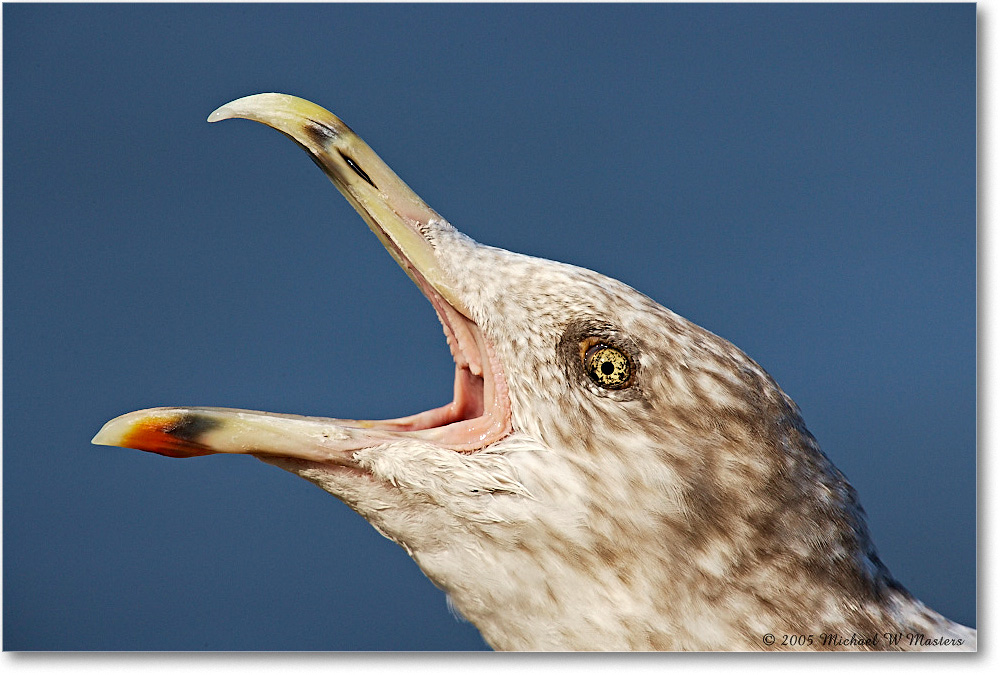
[[93, 93, 511, 463]]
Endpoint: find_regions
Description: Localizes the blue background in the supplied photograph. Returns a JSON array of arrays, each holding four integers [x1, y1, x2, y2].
[[4, 4, 975, 650]]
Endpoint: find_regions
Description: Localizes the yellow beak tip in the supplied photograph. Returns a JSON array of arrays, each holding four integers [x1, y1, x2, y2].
[[206, 107, 231, 123], [91, 426, 119, 447], [206, 93, 334, 128]]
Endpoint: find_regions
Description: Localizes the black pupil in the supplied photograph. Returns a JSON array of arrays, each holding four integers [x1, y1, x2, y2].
[[601, 361, 615, 375]]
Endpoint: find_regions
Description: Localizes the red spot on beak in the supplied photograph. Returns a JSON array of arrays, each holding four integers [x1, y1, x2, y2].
[[122, 416, 216, 459]]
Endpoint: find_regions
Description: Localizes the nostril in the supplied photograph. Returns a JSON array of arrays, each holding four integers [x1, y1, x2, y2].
[[338, 150, 377, 188]]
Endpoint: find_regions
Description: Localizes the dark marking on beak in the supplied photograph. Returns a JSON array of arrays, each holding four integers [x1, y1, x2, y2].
[[338, 150, 377, 189], [165, 414, 223, 443], [305, 119, 339, 144]]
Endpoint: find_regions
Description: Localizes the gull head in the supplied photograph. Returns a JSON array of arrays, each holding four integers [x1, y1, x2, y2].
[[94, 94, 974, 651]]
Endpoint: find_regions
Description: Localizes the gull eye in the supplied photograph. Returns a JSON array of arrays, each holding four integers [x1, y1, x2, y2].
[[583, 343, 632, 390]]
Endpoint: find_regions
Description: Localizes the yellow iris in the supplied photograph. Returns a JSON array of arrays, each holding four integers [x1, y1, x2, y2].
[[584, 345, 632, 389]]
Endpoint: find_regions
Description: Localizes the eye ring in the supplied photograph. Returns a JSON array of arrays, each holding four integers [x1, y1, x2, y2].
[[583, 343, 632, 390]]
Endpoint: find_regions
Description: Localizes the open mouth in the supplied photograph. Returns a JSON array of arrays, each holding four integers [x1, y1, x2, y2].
[[336, 258, 512, 452], [92, 93, 512, 463], [210, 91, 515, 452]]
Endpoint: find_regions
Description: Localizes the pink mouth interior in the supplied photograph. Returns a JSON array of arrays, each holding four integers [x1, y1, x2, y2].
[[346, 261, 512, 452]]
